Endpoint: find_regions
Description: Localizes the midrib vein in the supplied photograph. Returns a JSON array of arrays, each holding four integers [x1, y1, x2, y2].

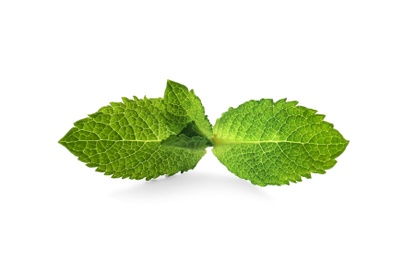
[[214, 139, 305, 145], [61, 139, 161, 143], [212, 139, 343, 146]]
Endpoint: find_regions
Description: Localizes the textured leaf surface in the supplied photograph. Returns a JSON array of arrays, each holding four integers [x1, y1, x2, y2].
[[59, 96, 209, 180], [212, 99, 349, 186], [164, 80, 213, 138]]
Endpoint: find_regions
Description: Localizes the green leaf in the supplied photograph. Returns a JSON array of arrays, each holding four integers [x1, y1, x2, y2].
[[60, 80, 349, 186], [164, 80, 213, 138], [212, 99, 349, 186], [59, 95, 209, 180]]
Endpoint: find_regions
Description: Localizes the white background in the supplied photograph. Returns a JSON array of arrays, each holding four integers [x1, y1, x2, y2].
[[1, 1, 401, 259]]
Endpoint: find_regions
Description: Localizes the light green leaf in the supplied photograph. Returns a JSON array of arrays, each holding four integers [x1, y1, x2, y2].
[[60, 80, 349, 186], [59, 96, 209, 180], [212, 99, 349, 186], [164, 80, 213, 138]]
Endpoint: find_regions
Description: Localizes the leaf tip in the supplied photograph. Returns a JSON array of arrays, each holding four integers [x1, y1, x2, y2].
[[58, 137, 65, 145], [167, 79, 180, 85], [166, 79, 179, 89]]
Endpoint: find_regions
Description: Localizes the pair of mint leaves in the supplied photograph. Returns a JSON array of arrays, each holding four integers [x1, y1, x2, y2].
[[59, 80, 348, 186]]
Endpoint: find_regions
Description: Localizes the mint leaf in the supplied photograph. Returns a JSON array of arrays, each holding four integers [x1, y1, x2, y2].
[[60, 80, 348, 186], [164, 80, 213, 138], [59, 95, 210, 180], [212, 99, 349, 186]]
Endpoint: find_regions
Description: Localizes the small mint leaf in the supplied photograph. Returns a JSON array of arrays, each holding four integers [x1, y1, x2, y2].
[[164, 80, 213, 138]]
